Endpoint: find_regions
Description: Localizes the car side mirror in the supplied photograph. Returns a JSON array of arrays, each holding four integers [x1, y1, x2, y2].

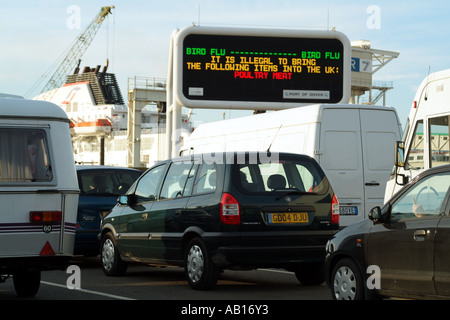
[[118, 194, 138, 206], [369, 206, 383, 224], [118, 195, 129, 205], [396, 173, 409, 186]]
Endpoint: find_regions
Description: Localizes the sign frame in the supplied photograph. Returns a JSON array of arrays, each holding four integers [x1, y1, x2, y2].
[[174, 26, 351, 110]]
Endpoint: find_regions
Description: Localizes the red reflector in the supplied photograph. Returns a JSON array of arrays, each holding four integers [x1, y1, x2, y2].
[[220, 193, 240, 225], [40, 241, 55, 256], [331, 194, 340, 225], [30, 211, 62, 223]]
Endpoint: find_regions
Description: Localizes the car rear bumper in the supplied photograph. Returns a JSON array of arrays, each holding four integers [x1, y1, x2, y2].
[[212, 245, 327, 269], [203, 230, 334, 268], [74, 229, 100, 255]]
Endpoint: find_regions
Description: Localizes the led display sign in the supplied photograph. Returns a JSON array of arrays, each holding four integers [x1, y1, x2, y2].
[[174, 27, 351, 109]]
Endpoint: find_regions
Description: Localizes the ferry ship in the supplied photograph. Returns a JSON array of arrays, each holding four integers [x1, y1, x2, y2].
[[34, 65, 193, 168]]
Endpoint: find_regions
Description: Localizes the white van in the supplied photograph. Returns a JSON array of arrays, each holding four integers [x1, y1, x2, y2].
[[0, 94, 79, 297], [181, 104, 402, 226], [385, 69, 450, 200]]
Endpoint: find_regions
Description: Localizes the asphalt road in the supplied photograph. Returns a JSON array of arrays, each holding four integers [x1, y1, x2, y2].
[[0, 256, 331, 302]]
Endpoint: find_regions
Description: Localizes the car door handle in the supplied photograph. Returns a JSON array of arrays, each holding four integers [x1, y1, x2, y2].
[[414, 229, 427, 241], [365, 182, 380, 186]]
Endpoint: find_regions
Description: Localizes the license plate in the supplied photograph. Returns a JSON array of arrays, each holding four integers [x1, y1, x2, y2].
[[339, 206, 358, 215], [268, 212, 309, 224], [82, 214, 96, 221]]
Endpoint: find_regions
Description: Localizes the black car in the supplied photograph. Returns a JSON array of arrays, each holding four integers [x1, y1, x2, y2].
[[74, 166, 142, 256], [325, 165, 450, 300], [100, 152, 339, 289]]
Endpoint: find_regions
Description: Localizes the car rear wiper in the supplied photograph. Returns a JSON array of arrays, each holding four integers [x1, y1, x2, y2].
[[86, 192, 119, 197], [275, 189, 310, 200]]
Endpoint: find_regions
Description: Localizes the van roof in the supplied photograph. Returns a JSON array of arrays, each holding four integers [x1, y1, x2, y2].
[[189, 103, 398, 138], [0, 95, 69, 122], [174, 151, 314, 163]]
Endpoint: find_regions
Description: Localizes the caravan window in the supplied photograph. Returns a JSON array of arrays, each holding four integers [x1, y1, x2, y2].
[[0, 128, 52, 183]]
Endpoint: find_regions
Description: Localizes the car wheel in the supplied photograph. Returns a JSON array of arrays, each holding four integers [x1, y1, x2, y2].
[[331, 258, 365, 300], [13, 268, 41, 297], [294, 262, 325, 285], [101, 232, 128, 276], [184, 238, 219, 290]]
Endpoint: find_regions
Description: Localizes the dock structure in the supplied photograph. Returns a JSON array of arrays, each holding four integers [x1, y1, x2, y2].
[[350, 40, 399, 105], [127, 77, 167, 168]]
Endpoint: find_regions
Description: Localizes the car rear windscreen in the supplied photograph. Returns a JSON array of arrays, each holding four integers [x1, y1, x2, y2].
[[233, 156, 328, 194]]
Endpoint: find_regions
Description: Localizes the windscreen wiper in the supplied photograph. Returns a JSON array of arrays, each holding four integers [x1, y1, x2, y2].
[[275, 189, 310, 200]]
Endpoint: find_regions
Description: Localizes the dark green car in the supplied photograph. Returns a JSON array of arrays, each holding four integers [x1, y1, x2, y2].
[[100, 152, 339, 289]]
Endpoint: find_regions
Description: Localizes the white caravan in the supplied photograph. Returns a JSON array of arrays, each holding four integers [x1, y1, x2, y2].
[[385, 69, 450, 200], [0, 94, 79, 297], [181, 104, 402, 227]]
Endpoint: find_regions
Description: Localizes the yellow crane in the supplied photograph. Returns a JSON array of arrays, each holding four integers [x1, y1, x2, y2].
[[29, 6, 114, 99]]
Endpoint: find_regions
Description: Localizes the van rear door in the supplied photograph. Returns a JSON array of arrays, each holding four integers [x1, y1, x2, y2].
[[319, 107, 401, 225], [319, 108, 365, 226], [359, 109, 401, 216]]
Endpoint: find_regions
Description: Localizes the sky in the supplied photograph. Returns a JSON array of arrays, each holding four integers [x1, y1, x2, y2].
[[2, 0, 450, 127]]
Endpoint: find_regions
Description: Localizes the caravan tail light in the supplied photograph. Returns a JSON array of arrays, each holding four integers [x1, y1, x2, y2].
[[331, 194, 340, 225], [30, 211, 62, 223], [220, 193, 240, 225]]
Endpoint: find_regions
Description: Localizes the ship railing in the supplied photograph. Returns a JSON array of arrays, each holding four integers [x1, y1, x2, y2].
[[128, 76, 167, 91]]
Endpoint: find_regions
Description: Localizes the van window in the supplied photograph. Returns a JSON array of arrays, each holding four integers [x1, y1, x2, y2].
[[160, 162, 194, 199], [429, 116, 450, 168], [235, 159, 326, 194], [0, 128, 52, 182], [408, 120, 424, 169]]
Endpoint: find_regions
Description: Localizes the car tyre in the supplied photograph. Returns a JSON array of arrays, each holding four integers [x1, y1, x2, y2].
[[101, 232, 128, 276], [184, 238, 219, 290], [331, 258, 365, 300], [13, 268, 41, 297]]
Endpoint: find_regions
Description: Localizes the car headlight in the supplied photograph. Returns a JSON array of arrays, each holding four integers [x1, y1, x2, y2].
[[325, 239, 334, 253]]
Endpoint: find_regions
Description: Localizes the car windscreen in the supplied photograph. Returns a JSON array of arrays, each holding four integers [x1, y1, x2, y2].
[[233, 156, 328, 195], [78, 169, 141, 196]]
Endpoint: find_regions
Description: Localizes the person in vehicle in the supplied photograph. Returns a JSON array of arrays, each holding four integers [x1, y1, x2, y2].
[[88, 176, 108, 193]]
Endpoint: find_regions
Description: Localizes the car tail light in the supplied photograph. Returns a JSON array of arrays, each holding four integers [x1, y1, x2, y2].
[[331, 194, 339, 225], [30, 211, 62, 223], [220, 193, 240, 225]]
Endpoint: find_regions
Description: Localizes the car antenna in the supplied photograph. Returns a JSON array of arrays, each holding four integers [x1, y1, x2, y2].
[[266, 124, 283, 152]]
